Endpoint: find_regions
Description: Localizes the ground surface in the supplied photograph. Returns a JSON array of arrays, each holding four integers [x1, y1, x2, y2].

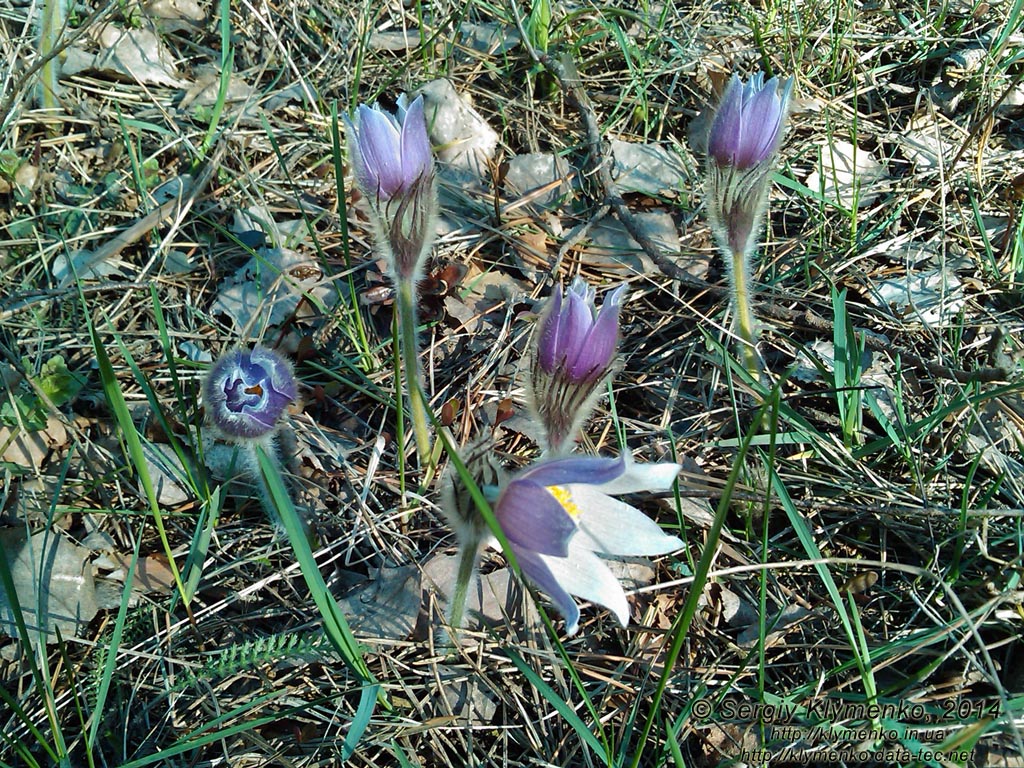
[[1, 0, 1024, 766]]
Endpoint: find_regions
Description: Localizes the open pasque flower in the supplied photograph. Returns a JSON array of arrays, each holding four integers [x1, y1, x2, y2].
[[706, 72, 793, 258], [493, 454, 682, 635], [529, 279, 626, 454], [204, 346, 297, 441], [345, 95, 437, 282]]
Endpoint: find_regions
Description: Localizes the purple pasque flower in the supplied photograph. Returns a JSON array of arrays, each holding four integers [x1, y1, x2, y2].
[[204, 346, 297, 440], [347, 96, 432, 202], [493, 454, 682, 635], [706, 73, 793, 258], [708, 73, 793, 171], [529, 279, 625, 453], [538, 278, 625, 382], [345, 95, 438, 282]]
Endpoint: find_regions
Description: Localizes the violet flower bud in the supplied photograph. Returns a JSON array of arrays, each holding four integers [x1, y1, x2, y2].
[[493, 454, 682, 635], [529, 279, 625, 453], [204, 346, 297, 441], [706, 73, 793, 257], [708, 73, 792, 171], [345, 95, 437, 281], [347, 96, 432, 203]]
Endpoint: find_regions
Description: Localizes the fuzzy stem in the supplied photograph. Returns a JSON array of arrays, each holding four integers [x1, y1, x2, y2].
[[396, 278, 432, 468], [730, 247, 762, 382], [448, 534, 482, 631], [242, 438, 313, 544]]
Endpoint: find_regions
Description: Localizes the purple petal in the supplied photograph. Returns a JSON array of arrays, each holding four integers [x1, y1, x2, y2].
[[519, 455, 625, 488], [400, 96, 432, 185], [708, 75, 744, 165], [738, 80, 783, 167], [514, 547, 581, 635], [569, 284, 623, 380], [495, 480, 576, 556], [536, 285, 564, 373], [557, 281, 596, 370], [261, 386, 294, 424], [354, 104, 404, 199], [251, 346, 298, 401]]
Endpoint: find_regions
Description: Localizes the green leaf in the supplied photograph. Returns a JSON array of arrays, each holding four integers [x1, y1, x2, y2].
[[36, 356, 86, 408], [526, 0, 551, 53]]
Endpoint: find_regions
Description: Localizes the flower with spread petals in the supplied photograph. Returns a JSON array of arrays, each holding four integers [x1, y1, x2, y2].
[[529, 279, 625, 454], [204, 347, 297, 441], [493, 454, 682, 635], [706, 73, 793, 257], [345, 95, 437, 281]]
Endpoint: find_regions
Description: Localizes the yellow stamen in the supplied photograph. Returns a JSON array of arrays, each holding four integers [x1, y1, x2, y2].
[[244, 384, 264, 397], [547, 485, 581, 519]]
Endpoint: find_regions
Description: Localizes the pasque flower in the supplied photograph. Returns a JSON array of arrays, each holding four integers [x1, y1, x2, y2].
[[346, 94, 439, 467], [529, 279, 625, 454], [706, 72, 793, 262], [345, 95, 436, 282], [204, 346, 297, 440], [348, 96, 432, 203], [705, 72, 793, 382], [493, 454, 682, 635], [708, 73, 792, 173]]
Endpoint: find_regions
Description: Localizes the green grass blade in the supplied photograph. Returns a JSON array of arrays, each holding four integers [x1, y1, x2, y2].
[[342, 683, 380, 760], [505, 647, 605, 757], [195, 0, 232, 163], [84, 314, 190, 608], [86, 530, 144, 752], [630, 390, 772, 768], [768, 464, 865, 681], [253, 446, 373, 684], [115, 692, 320, 768]]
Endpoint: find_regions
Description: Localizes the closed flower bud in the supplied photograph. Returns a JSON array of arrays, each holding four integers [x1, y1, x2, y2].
[[706, 73, 793, 257], [204, 346, 297, 441], [348, 96, 432, 202], [529, 279, 625, 454], [345, 95, 437, 282], [708, 73, 792, 171]]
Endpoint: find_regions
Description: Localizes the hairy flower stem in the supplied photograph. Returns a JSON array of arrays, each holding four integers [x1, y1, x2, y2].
[[397, 278, 432, 469], [448, 535, 482, 631], [729, 247, 763, 383], [240, 440, 315, 543]]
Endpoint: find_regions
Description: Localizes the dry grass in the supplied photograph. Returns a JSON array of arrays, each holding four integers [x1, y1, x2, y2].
[[2, 0, 1024, 766]]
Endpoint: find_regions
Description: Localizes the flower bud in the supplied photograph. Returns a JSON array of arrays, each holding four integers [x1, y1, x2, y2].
[[345, 95, 437, 281], [708, 73, 792, 171], [204, 346, 297, 441], [706, 73, 793, 257], [529, 279, 625, 454]]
